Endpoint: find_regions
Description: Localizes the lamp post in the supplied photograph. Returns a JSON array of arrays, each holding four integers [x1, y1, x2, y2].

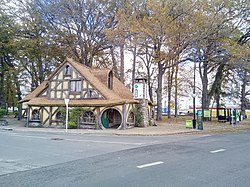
[[64, 98, 69, 133], [193, 61, 196, 129]]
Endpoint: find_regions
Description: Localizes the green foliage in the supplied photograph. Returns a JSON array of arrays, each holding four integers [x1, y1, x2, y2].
[[57, 107, 66, 120], [0, 109, 7, 119], [68, 121, 77, 129], [68, 107, 92, 127], [131, 105, 144, 127]]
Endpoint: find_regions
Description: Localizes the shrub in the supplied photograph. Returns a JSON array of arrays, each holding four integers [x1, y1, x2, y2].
[[131, 105, 144, 127], [68, 121, 77, 129], [0, 109, 7, 119], [57, 107, 66, 121], [68, 107, 92, 128]]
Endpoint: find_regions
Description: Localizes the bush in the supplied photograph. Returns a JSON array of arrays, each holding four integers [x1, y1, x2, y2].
[[68, 121, 77, 129], [57, 107, 66, 120], [0, 109, 7, 119], [68, 107, 92, 128], [131, 105, 144, 127]]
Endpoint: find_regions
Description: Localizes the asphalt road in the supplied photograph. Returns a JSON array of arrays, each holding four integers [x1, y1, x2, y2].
[[0, 130, 250, 187]]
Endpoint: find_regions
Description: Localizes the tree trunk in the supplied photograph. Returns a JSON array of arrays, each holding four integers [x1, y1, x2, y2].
[[156, 62, 164, 121], [167, 65, 174, 119], [0, 57, 5, 107], [131, 46, 136, 93], [110, 46, 119, 77], [14, 72, 22, 120], [241, 69, 247, 117], [38, 58, 44, 84], [208, 63, 225, 110], [147, 68, 154, 102], [120, 43, 125, 83], [174, 64, 179, 117]]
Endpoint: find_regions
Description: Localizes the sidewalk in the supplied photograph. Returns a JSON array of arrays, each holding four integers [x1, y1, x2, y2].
[[1, 117, 250, 136]]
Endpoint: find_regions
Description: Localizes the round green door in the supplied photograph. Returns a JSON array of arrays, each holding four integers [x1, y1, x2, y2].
[[101, 111, 109, 128]]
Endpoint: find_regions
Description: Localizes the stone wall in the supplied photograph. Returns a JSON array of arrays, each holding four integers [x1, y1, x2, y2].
[[138, 99, 149, 127]]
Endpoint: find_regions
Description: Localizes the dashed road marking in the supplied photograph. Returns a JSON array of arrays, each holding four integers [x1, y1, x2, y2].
[[210, 149, 226, 153], [137, 161, 164, 169]]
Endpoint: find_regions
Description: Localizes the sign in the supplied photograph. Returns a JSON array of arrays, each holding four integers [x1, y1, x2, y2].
[[204, 109, 211, 118], [197, 121, 203, 130], [133, 83, 144, 99], [197, 110, 203, 130], [64, 98, 69, 105], [197, 110, 202, 117]]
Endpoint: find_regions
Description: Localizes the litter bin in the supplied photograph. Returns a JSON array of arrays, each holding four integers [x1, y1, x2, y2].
[[185, 120, 193, 128]]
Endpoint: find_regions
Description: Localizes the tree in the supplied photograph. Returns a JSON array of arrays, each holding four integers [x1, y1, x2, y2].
[[39, 0, 118, 67], [0, 10, 17, 108], [111, 0, 197, 120], [190, 0, 250, 117]]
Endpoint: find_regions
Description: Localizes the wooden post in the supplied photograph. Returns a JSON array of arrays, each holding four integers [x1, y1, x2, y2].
[[27, 106, 30, 127], [49, 106, 52, 126], [121, 103, 127, 130], [96, 107, 100, 130]]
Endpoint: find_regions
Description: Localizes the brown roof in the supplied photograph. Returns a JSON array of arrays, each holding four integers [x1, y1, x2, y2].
[[112, 76, 133, 99], [26, 97, 138, 107], [66, 58, 121, 100], [20, 57, 136, 106], [19, 81, 49, 103], [91, 68, 133, 100]]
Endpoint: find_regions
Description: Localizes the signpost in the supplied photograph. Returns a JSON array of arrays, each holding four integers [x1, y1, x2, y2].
[[197, 110, 203, 130], [64, 98, 69, 133]]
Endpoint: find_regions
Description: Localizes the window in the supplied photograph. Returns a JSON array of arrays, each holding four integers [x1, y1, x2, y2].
[[127, 111, 135, 126], [64, 65, 71, 76], [70, 80, 81, 93], [84, 89, 98, 98], [79, 111, 95, 125], [108, 71, 113, 89], [89, 89, 98, 98], [56, 111, 63, 121], [31, 109, 40, 120]]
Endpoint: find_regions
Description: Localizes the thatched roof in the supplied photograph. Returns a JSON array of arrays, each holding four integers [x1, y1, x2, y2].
[[91, 68, 133, 100], [20, 57, 137, 106], [26, 97, 137, 107], [19, 81, 49, 103]]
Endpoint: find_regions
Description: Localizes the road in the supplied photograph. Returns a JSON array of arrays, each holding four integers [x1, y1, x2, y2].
[[0, 129, 250, 187]]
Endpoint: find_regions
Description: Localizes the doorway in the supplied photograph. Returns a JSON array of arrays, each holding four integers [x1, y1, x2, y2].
[[101, 108, 122, 129]]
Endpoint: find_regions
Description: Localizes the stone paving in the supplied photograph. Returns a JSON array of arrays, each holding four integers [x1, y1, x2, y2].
[[1, 117, 250, 136]]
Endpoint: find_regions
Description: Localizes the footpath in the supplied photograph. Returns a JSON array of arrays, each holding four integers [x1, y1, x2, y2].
[[1, 117, 250, 136]]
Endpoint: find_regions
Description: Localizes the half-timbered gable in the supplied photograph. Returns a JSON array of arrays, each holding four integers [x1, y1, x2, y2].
[[48, 62, 104, 100], [19, 57, 154, 130]]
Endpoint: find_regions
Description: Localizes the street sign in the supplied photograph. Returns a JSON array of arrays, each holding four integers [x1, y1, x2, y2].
[[64, 98, 69, 105], [204, 110, 211, 118], [197, 110, 202, 117]]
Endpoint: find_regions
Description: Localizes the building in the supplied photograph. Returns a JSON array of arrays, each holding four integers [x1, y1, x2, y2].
[[19, 57, 153, 129]]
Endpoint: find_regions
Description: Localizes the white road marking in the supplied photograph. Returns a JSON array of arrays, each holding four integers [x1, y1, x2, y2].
[[210, 149, 226, 153], [10, 134, 144, 145], [201, 134, 212, 137], [137, 161, 164, 169], [66, 138, 144, 145]]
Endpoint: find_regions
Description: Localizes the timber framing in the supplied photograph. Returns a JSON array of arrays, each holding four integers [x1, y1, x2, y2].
[[19, 57, 153, 129]]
